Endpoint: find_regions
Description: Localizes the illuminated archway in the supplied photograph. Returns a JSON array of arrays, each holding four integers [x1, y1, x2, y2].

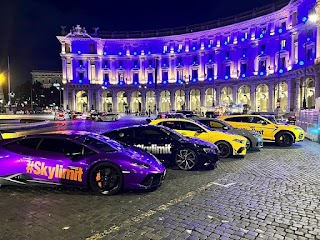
[[131, 91, 142, 113], [76, 91, 88, 112], [237, 85, 251, 106], [101, 90, 112, 112], [220, 87, 233, 106], [160, 90, 171, 112], [190, 89, 201, 112], [205, 88, 216, 108], [255, 84, 269, 112], [274, 82, 288, 112], [175, 89, 185, 110], [117, 91, 127, 113], [146, 91, 155, 114]]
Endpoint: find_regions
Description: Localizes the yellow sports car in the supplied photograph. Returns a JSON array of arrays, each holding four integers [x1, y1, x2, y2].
[[219, 114, 305, 147], [149, 118, 247, 158]]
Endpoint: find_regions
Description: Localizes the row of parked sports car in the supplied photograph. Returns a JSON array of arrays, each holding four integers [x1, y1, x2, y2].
[[0, 113, 305, 195]]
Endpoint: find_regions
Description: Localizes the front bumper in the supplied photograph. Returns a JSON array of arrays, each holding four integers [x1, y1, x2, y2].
[[198, 152, 219, 166], [233, 146, 247, 156], [140, 171, 166, 188], [296, 132, 305, 142]]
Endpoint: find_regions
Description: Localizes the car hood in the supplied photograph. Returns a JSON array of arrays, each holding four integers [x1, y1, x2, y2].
[[186, 137, 219, 150], [119, 146, 164, 167]]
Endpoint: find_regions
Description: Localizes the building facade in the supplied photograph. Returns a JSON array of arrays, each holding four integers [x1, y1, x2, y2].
[[31, 70, 63, 88], [57, 0, 320, 114]]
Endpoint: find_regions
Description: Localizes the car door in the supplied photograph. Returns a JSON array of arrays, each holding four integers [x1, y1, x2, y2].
[[133, 127, 174, 163], [106, 128, 135, 145], [253, 116, 278, 140], [27, 137, 86, 185]]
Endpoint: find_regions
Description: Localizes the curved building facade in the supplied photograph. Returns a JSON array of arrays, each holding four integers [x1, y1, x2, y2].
[[57, 0, 320, 114]]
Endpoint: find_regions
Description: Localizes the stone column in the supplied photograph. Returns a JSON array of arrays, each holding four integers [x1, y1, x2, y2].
[[286, 79, 292, 112], [96, 89, 101, 112], [199, 52, 204, 81], [72, 89, 76, 111], [155, 89, 161, 113], [110, 59, 115, 84], [169, 56, 175, 83], [250, 84, 256, 112], [87, 59, 91, 83], [185, 88, 190, 110], [295, 79, 301, 110], [315, 75, 320, 98], [316, 23, 320, 63], [200, 88, 206, 108], [127, 91, 132, 113], [63, 87, 68, 110], [216, 86, 221, 106], [112, 92, 117, 113], [268, 83, 275, 112], [88, 89, 93, 111], [170, 90, 175, 111], [141, 90, 146, 113], [232, 85, 238, 104]]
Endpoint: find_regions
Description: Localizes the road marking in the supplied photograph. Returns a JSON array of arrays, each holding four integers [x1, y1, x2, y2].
[[86, 180, 236, 240]]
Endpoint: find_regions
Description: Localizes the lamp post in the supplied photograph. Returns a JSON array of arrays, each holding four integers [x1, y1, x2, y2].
[[276, 28, 283, 114]]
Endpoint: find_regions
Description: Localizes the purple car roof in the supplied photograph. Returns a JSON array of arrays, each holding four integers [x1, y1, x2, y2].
[[21, 130, 101, 140]]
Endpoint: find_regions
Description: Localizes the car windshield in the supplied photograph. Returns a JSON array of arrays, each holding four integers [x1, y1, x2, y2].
[[160, 127, 188, 141], [192, 119, 213, 131], [77, 134, 124, 152]]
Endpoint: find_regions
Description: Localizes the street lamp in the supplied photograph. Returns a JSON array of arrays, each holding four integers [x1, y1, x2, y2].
[[302, 12, 318, 109]]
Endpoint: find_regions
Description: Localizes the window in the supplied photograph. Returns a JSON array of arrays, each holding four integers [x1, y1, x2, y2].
[[176, 70, 182, 80], [105, 129, 134, 143], [241, 63, 247, 74], [280, 57, 286, 68], [178, 44, 182, 50], [65, 43, 71, 53], [261, 27, 267, 34], [79, 60, 83, 67], [224, 116, 249, 122], [208, 121, 224, 129], [160, 121, 182, 130], [163, 46, 168, 52], [136, 128, 166, 140], [226, 51, 230, 58], [292, 12, 298, 26], [104, 73, 109, 81], [261, 44, 266, 52], [181, 122, 203, 132], [178, 57, 182, 65], [89, 44, 96, 54], [79, 72, 84, 80], [134, 60, 138, 67], [18, 138, 42, 149], [307, 30, 313, 38], [118, 73, 124, 82], [38, 138, 83, 154], [133, 73, 139, 82], [103, 61, 108, 68], [259, 60, 266, 72], [281, 22, 286, 30], [307, 49, 312, 60], [148, 59, 153, 66], [163, 58, 168, 66], [78, 136, 115, 153], [119, 61, 123, 68], [225, 65, 230, 76], [148, 72, 153, 83], [162, 71, 168, 81], [281, 40, 286, 49], [207, 68, 213, 79], [208, 54, 213, 60], [192, 69, 198, 80], [242, 49, 246, 56], [193, 56, 197, 64]]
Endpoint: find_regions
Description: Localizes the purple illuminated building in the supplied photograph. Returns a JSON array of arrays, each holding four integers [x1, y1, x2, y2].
[[57, 0, 320, 114]]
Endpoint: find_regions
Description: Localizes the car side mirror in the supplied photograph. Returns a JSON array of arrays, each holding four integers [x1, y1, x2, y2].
[[196, 129, 204, 134], [260, 121, 267, 125]]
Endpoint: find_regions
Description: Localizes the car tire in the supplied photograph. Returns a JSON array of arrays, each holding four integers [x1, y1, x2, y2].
[[175, 148, 198, 171], [245, 137, 252, 150], [215, 141, 232, 158], [89, 162, 123, 195], [275, 132, 294, 147]]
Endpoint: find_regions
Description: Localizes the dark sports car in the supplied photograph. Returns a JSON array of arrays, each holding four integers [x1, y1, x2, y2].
[[103, 125, 219, 171], [0, 131, 166, 195]]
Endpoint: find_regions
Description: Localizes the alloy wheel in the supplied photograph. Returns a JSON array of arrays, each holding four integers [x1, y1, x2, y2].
[[175, 149, 197, 170]]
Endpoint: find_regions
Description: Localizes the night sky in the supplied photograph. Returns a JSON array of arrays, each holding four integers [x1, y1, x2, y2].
[[0, 0, 279, 89]]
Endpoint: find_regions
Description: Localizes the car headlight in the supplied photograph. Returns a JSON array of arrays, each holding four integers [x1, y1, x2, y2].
[[233, 139, 245, 144], [203, 148, 219, 154], [132, 163, 150, 169], [294, 127, 303, 131]]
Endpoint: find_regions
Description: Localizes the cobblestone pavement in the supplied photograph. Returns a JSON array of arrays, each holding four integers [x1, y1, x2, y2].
[[1, 138, 320, 240]]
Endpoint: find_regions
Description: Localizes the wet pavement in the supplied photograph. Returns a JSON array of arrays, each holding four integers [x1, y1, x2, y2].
[[1, 116, 320, 240]]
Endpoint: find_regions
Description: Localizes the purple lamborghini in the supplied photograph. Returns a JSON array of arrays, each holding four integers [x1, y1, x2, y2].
[[0, 131, 166, 195]]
